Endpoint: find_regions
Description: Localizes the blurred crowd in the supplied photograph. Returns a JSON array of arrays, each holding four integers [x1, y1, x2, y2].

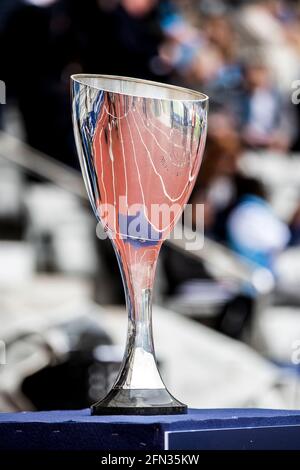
[[1, 0, 300, 290], [1, 0, 300, 411]]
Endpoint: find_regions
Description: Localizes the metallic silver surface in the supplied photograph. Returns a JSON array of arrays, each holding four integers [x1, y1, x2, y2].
[[71, 74, 208, 412]]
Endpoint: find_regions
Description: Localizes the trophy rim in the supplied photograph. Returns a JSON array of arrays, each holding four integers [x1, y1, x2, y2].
[[71, 73, 209, 103]]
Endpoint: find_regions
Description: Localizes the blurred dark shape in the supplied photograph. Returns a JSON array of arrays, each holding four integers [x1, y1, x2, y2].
[[289, 204, 300, 246], [293, 102, 300, 151], [162, 244, 211, 297], [69, 0, 164, 79], [215, 294, 253, 339], [94, 237, 124, 305], [3, 0, 77, 166], [0, 0, 21, 129], [21, 316, 115, 410], [0, 161, 27, 240]]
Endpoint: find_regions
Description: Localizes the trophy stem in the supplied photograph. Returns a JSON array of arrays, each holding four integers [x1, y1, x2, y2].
[[91, 238, 187, 415]]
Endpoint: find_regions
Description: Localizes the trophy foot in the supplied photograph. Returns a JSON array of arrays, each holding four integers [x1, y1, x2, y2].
[[91, 388, 187, 415]]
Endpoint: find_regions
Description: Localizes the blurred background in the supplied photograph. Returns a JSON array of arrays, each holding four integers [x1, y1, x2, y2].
[[0, 0, 300, 411]]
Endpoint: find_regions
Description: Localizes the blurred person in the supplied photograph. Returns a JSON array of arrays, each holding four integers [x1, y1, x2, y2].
[[190, 111, 242, 241], [237, 0, 300, 92], [192, 105, 293, 262], [196, 111, 241, 190], [163, 6, 244, 114], [182, 44, 224, 89], [203, 11, 237, 61], [157, 0, 204, 80], [227, 177, 290, 270], [240, 61, 295, 150], [65, 0, 165, 80]]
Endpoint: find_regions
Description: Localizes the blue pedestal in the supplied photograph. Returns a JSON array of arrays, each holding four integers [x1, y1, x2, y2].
[[0, 408, 300, 450]]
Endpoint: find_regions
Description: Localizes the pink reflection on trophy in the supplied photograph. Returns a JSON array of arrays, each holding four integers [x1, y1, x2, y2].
[[92, 93, 205, 238]]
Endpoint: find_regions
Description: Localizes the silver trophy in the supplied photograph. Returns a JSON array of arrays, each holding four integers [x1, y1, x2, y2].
[[71, 75, 208, 415]]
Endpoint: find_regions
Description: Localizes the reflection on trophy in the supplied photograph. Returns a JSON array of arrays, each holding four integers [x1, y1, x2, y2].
[[71, 75, 208, 415]]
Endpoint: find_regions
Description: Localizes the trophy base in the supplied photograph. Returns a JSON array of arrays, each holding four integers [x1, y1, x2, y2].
[[91, 388, 187, 416]]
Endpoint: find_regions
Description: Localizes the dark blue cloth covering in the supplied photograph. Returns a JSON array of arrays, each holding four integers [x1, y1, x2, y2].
[[0, 408, 300, 451]]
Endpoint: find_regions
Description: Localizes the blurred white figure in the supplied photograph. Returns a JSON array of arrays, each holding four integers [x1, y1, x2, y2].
[[228, 195, 290, 269]]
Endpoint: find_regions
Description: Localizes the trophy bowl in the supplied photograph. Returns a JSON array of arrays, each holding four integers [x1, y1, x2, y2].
[[71, 74, 208, 415]]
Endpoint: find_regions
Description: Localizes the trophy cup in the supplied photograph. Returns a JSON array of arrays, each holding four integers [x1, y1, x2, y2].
[[71, 74, 208, 415]]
